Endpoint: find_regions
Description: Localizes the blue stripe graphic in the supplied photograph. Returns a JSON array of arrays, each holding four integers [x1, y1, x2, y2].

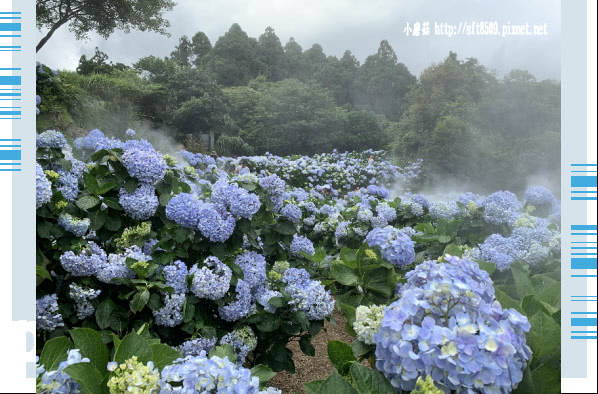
[[572, 318, 598, 326], [572, 176, 598, 187], [0, 76, 21, 85], [571, 225, 598, 230], [0, 23, 20, 31], [571, 258, 597, 269], [0, 150, 21, 160]]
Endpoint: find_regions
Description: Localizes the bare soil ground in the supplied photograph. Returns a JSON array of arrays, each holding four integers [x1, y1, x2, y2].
[[268, 310, 354, 393]]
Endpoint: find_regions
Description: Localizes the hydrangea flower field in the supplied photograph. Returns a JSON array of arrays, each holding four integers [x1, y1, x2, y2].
[[36, 122, 561, 393]]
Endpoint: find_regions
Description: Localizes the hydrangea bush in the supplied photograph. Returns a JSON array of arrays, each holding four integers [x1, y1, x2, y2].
[[36, 127, 561, 393]]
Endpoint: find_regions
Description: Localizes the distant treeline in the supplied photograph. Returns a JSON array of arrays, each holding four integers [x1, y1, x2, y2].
[[36, 23, 560, 192]]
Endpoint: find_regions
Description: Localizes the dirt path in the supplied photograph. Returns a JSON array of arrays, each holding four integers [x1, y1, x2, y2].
[[268, 310, 354, 393]]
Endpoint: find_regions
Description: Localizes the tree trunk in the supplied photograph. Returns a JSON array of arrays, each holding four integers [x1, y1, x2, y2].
[[36, 17, 70, 52], [209, 130, 215, 151]]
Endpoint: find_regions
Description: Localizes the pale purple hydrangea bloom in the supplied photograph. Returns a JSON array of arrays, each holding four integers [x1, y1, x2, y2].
[[374, 256, 531, 393], [366, 226, 415, 268], [189, 256, 232, 300], [119, 185, 159, 221], [36, 294, 64, 332]]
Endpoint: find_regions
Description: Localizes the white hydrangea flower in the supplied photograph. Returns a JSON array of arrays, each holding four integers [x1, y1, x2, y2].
[[353, 304, 386, 345]]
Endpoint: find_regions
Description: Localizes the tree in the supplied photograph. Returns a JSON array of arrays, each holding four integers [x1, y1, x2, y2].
[[202, 23, 264, 86], [338, 110, 390, 152], [257, 27, 286, 81], [354, 40, 416, 121], [314, 50, 359, 105], [240, 79, 344, 155], [77, 47, 128, 75], [134, 55, 225, 128], [304, 43, 327, 73], [283, 38, 311, 81], [172, 96, 227, 148], [191, 32, 212, 65], [170, 36, 194, 66], [36, 0, 175, 52], [222, 86, 262, 135]]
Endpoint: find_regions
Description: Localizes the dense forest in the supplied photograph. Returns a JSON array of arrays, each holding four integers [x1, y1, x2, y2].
[[36, 23, 560, 193]]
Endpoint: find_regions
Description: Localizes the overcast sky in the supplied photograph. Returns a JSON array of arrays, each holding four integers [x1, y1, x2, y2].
[[36, 0, 561, 80]]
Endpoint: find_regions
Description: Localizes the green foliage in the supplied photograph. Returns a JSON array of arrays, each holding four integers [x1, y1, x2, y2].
[[305, 341, 394, 394]]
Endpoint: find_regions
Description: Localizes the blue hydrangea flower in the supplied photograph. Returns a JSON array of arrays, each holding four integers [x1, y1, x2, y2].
[[429, 200, 460, 220], [259, 174, 286, 196], [290, 235, 315, 258], [256, 285, 282, 313], [60, 241, 107, 277], [228, 186, 260, 220], [524, 186, 557, 208], [374, 256, 531, 393], [484, 191, 523, 225], [159, 352, 261, 393], [39, 349, 89, 393], [96, 137, 125, 150], [282, 268, 334, 321], [80, 129, 106, 151], [154, 293, 186, 327], [119, 185, 159, 221], [335, 221, 350, 240], [459, 192, 486, 208], [68, 283, 101, 320], [57, 172, 79, 202], [121, 147, 167, 185], [234, 251, 267, 291], [282, 268, 312, 287], [36, 163, 52, 209], [409, 202, 424, 216], [281, 203, 302, 223], [357, 208, 374, 223], [376, 203, 397, 222], [511, 226, 553, 266], [197, 203, 236, 243], [480, 234, 519, 271], [412, 194, 430, 209], [57, 213, 90, 237], [165, 192, 203, 228], [37, 130, 68, 149], [190, 256, 232, 300], [302, 201, 317, 213], [370, 215, 388, 228], [95, 247, 141, 284], [366, 226, 415, 268], [36, 294, 64, 332], [125, 129, 136, 137], [178, 337, 217, 357], [161, 260, 189, 294], [367, 185, 390, 199], [220, 327, 258, 365], [219, 280, 253, 322]]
